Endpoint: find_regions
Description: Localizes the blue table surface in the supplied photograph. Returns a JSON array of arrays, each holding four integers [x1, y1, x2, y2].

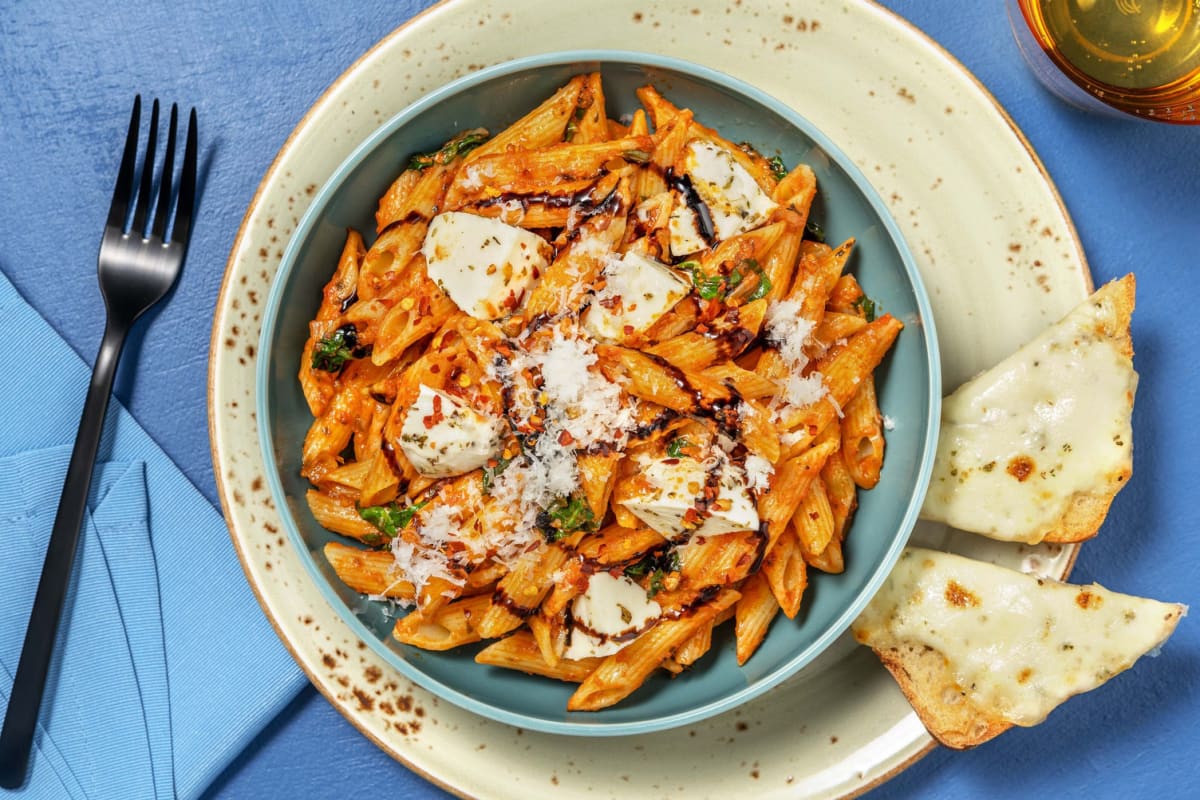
[[2, 1, 1198, 798]]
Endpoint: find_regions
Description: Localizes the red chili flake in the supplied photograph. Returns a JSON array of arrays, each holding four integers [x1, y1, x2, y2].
[[423, 394, 446, 429], [558, 430, 575, 446]]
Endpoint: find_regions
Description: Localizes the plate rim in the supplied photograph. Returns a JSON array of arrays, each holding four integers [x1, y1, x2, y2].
[[207, 0, 1088, 795]]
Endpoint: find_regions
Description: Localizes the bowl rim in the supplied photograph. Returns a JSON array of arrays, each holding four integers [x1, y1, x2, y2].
[[255, 48, 942, 736]]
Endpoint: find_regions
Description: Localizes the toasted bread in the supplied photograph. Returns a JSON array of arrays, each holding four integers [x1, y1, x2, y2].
[[922, 275, 1136, 544], [853, 547, 1185, 749], [871, 641, 1012, 749]]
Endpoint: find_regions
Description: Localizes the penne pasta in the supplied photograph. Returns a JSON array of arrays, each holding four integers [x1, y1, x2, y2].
[[762, 527, 808, 619], [324, 541, 415, 599], [842, 374, 886, 489], [476, 631, 603, 683], [758, 440, 839, 554], [647, 298, 767, 371], [821, 448, 859, 542], [792, 478, 836, 560], [735, 572, 779, 665], [779, 315, 903, 454], [575, 523, 669, 566], [393, 594, 491, 650], [462, 75, 587, 165], [473, 545, 569, 639]]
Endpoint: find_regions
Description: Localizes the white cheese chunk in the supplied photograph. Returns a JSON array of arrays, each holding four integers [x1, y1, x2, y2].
[[668, 140, 778, 257], [920, 278, 1136, 543], [623, 457, 705, 540], [853, 547, 1186, 727], [422, 211, 553, 320], [622, 454, 760, 542], [582, 252, 690, 342], [398, 384, 504, 478], [701, 459, 760, 536], [563, 571, 662, 660], [667, 203, 708, 258]]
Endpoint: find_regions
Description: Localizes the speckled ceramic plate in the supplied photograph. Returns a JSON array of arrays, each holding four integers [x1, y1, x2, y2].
[[209, 0, 1089, 796]]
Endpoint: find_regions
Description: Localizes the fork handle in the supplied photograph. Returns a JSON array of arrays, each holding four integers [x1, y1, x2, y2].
[[0, 317, 129, 789]]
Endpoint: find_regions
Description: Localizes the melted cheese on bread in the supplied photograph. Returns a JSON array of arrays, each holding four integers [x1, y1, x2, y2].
[[854, 547, 1185, 731], [921, 275, 1136, 544]]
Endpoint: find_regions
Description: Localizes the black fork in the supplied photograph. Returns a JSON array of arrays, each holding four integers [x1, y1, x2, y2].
[[0, 97, 198, 789]]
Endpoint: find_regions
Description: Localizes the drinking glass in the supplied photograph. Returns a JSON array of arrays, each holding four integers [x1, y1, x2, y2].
[[1007, 0, 1200, 124]]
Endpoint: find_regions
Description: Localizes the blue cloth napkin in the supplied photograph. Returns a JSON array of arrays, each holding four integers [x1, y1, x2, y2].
[[0, 270, 307, 799]]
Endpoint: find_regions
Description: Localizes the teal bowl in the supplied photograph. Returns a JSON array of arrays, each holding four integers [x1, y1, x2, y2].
[[257, 50, 940, 735]]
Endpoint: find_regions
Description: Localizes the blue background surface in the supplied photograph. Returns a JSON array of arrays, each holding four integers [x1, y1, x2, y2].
[[1, 1, 1197, 798]]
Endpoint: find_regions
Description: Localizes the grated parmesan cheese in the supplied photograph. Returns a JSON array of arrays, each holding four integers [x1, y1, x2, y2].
[[459, 164, 484, 191], [764, 299, 829, 421], [497, 198, 526, 226], [764, 300, 812, 366], [781, 372, 828, 408], [743, 453, 774, 493], [389, 535, 464, 608], [417, 503, 464, 549]]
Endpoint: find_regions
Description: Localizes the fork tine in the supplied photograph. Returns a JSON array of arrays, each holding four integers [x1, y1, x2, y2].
[[151, 104, 179, 241], [105, 96, 141, 231], [170, 108, 198, 247], [131, 99, 159, 238]]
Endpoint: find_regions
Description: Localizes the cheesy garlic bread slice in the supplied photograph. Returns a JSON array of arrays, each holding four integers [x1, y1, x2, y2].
[[922, 274, 1136, 544], [853, 547, 1185, 749]]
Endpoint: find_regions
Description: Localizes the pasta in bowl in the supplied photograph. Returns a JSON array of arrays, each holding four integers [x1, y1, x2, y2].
[[257, 51, 939, 734]]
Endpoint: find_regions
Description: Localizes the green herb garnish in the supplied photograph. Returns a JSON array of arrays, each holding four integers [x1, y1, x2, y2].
[[853, 295, 877, 322], [481, 455, 513, 495], [407, 129, 488, 171], [359, 499, 428, 538], [695, 274, 726, 301], [768, 155, 788, 181], [743, 259, 773, 301], [624, 550, 682, 598], [679, 260, 731, 301], [622, 148, 651, 164], [804, 219, 826, 243], [665, 437, 691, 459], [623, 559, 650, 579], [537, 495, 595, 542], [311, 328, 355, 373], [563, 105, 588, 141]]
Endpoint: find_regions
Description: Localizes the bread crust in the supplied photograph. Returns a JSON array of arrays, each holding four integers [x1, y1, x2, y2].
[[873, 643, 1011, 750]]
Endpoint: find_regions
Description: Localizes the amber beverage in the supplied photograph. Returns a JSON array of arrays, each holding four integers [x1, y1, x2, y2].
[[1008, 0, 1200, 124]]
